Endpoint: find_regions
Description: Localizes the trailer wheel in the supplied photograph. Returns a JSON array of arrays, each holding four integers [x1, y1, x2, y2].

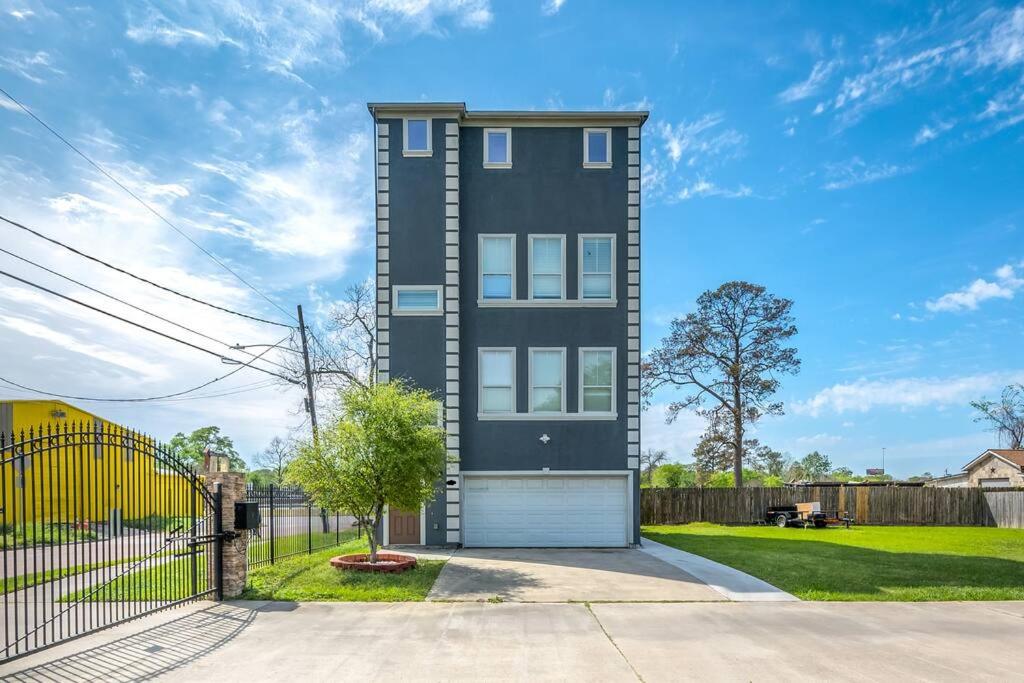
[[813, 519, 827, 529], [775, 514, 788, 528]]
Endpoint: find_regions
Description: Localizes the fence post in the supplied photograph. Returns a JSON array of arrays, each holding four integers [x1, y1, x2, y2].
[[269, 484, 275, 565], [213, 482, 223, 600], [307, 499, 312, 554], [205, 472, 246, 599], [190, 476, 198, 597]]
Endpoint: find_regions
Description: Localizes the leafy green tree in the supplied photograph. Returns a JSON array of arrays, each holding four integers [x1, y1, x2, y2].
[[639, 448, 669, 487], [643, 281, 800, 487], [253, 436, 296, 485], [287, 381, 445, 563], [830, 466, 854, 482], [167, 426, 246, 471], [651, 462, 695, 488], [750, 446, 788, 478], [246, 469, 277, 486], [799, 451, 833, 480], [971, 384, 1024, 449]]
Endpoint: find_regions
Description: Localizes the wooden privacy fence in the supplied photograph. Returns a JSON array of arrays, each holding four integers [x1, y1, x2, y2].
[[641, 487, 1024, 528]]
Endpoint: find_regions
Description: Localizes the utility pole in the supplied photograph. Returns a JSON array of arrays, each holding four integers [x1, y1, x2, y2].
[[297, 304, 318, 441]]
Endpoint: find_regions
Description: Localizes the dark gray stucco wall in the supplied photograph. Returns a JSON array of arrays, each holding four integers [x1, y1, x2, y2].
[[457, 125, 638, 540], [379, 116, 455, 546]]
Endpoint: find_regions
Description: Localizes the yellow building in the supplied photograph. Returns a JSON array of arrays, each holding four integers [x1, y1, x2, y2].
[[1, 399, 194, 529]]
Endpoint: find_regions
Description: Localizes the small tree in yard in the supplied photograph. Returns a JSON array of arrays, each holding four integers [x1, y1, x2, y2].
[[644, 281, 800, 487], [287, 381, 445, 564]]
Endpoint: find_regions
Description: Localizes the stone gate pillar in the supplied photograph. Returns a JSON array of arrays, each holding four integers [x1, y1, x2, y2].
[[205, 471, 247, 599]]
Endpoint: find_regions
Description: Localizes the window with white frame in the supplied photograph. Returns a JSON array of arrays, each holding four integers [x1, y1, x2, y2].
[[580, 348, 615, 414], [403, 118, 431, 156], [529, 348, 565, 413], [483, 128, 512, 168], [479, 348, 515, 414], [579, 235, 614, 300], [393, 285, 442, 315], [529, 235, 565, 300], [583, 128, 611, 168], [480, 235, 515, 300]]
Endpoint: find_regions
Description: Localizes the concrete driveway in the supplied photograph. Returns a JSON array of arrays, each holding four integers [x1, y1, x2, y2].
[[427, 548, 727, 602], [4, 600, 1023, 681]]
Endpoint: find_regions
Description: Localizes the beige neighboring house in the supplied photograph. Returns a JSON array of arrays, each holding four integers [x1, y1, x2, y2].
[[937, 449, 1024, 488]]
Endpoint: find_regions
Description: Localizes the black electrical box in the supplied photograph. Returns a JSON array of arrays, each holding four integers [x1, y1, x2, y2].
[[234, 501, 261, 530]]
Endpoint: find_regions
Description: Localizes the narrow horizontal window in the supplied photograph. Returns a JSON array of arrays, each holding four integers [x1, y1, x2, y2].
[[404, 118, 431, 155], [480, 348, 515, 414], [529, 235, 564, 300], [393, 285, 442, 315], [583, 128, 611, 168], [580, 348, 615, 414], [484, 128, 512, 168], [580, 235, 614, 300], [530, 348, 565, 413], [481, 235, 515, 300]]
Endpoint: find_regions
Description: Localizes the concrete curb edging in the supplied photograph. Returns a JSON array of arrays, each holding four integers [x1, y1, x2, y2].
[[640, 537, 799, 602]]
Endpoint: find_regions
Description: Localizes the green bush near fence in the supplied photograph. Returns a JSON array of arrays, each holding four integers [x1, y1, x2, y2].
[[0, 522, 97, 549]]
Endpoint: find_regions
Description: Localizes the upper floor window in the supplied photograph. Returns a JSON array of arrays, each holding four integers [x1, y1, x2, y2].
[[403, 118, 431, 156], [479, 348, 515, 414], [529, 348, 566, 413], [579, 235, 614, 300], [484, 128, 512, 168], [580, 348, 615, 414], [393, 285, 442, 315], [480, 235, 515, 300], [583, 128, 611, 168], [529, 235, 565, 300]]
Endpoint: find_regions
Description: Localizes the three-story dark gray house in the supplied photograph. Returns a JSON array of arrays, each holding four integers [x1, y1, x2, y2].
[[369, 102, 646, 547]]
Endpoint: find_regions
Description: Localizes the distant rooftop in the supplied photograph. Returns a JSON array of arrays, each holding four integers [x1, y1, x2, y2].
[[367, 102, 649, 126]]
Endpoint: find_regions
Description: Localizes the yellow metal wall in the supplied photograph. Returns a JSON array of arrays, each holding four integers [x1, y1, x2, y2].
[[1, 400, 195, 526]]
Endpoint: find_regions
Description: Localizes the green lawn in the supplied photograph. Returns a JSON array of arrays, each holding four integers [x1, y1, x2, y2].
[[240, 537, 445, 602], [644, 523, 1024, 601], [1, 522, 97, 549]]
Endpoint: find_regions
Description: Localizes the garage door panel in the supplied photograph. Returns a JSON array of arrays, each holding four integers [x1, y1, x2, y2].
[[463, 475, 628, 548]]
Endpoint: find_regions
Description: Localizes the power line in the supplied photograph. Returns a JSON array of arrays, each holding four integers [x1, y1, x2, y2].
[[0, 86, 299, 325], [0, 213, 292, 329], [0, 245, 295, 373], [0, 268, 302, 385], [0, 334, 292, 402]]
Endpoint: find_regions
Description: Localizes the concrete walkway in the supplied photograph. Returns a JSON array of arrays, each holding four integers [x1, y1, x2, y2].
[[639, 537, 798, 602], [3, 600, 1023, 681]]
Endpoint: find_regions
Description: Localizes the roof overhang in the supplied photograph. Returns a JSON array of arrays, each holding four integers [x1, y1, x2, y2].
[[962, 449, 1024, 472], [367, 102, 649, 128]]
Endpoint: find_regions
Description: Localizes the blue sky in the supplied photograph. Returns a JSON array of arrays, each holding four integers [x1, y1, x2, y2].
[[1, 0, 1022, 476]]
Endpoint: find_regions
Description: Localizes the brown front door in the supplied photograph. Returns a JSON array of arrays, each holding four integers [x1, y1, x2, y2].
[[388, 508, 420, 545]]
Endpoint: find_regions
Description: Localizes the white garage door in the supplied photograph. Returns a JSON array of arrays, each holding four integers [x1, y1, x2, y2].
[[462, 475, 629, 547]]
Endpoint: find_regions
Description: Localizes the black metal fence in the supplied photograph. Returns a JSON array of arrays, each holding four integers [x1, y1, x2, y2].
[[1, 423, 220, 663], [245, 484, 356, 570]]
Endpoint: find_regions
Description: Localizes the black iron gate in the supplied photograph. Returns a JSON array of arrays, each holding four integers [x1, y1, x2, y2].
[[1, 422, 222, 663]]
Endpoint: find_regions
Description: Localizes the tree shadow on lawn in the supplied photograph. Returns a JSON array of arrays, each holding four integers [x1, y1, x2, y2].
[[643, 531, 1024, 600]]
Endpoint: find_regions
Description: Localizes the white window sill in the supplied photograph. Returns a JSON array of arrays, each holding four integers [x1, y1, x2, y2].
[[477, 412, 618, 421], [484, 162, 512, 169], [392, 310, 444, 316], [403, 149, 433, 157], [583, 162, 612, 169], [477, 298, 617, 308]]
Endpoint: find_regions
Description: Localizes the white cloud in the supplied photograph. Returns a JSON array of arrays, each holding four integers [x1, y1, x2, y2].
[[778, 59, 838, 102], [913, 119, 955, 145], [676, 178, 752, 201], [925, 262, 1024, 312], [793, 370, 1024, 416], [645, 114, 749, 202], [655, 114, 744, 168], [794, 433, 844, 446], [0, 50, 64, 84], [541, 0, 566, 16], [822, 156, 911, 190], [9, 9, 34, 20]]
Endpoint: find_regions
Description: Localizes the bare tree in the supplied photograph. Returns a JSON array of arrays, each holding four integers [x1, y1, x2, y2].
[[639, 448, 668, 486], [971, 384, 1024, 449], [643, 281, 800, 487], [252, 436, 296, 484]]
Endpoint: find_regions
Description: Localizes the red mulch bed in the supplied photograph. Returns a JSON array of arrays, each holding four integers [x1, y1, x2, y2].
[[330, 552, 417, 573]]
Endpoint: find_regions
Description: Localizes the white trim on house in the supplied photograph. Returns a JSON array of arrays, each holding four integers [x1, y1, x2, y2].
[[382, 504, 427, 546], [527, 234, 566, 301], [391, 285, 444, 315], [375, 122, 391, 385], [528, 347, 567, 414], [476, 298, 616, 308], [483, 127, 512, 168], [478, 347, 517, 416], [402, 117, 433, 157], [577, 233, 616, 302], [476, 412, 617, 421], [478, 234, 517, 302], [578, 346, 617, 417], [962, 449, 1024, 472], [583, 127, 612, 168]]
